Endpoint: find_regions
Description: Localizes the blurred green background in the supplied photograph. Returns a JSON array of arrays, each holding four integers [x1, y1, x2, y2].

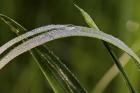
[[0, 0, 140, 93]]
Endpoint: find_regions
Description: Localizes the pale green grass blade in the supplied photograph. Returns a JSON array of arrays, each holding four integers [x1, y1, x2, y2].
[[74, 4, 99, 30], [0, 25, 140, 72]]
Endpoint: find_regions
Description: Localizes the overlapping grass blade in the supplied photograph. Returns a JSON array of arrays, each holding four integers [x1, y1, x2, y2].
[[74, 4, 137, 93], [33, 45, 87, 93], [0, 14, 87, 93], [0, 14, 26, 34]]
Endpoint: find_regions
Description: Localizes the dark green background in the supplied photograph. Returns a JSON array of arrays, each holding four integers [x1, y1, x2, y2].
[[0, 0, 140, 93]]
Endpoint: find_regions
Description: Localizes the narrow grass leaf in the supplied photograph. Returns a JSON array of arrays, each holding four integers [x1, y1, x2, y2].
[[0, 25, 140, 71], [33, 45, 87, 93], [0, 14, 26, 34], [74, 4, 99, 30]]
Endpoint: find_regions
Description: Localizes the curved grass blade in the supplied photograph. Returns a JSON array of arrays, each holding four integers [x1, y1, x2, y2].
[[0, 14, 86, 93], [74, 4, 136, 93], [0, 25, 140, 72]]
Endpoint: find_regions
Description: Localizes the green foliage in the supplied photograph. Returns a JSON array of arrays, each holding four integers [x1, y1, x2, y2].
[[0, 1, 140, 93], [0, 11, 140, 93]]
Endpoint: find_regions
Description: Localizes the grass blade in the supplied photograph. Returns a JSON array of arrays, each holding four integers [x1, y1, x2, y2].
[[74, 4, 136, 93], [0, 25, 140, 72], [0, 14, 26, 34], [33, 45, 87, 93], [0, 14, 86, 93], [74, 4, 99, 30]]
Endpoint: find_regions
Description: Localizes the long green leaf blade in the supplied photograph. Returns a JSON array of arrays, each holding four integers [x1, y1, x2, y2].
[[0, 25, 140, 71]]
